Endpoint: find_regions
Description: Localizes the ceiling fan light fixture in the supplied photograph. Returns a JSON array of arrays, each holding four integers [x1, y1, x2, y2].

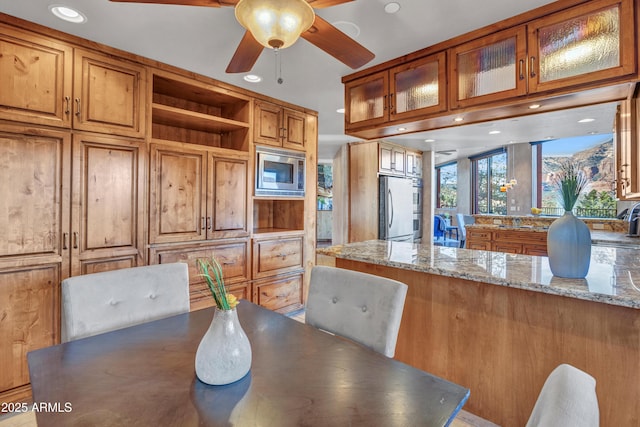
[[235, 0, 315, 50]]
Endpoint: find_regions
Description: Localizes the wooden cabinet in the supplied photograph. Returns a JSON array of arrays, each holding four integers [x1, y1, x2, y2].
[[379, 143, 406, 175], [616, 97, 640, 200], [0, 126, 69, 401], [73, 49, 146, 138], [345, 53, 447, 131], [0, 33, 145, 137], [254, 100, 307, 151], [466, 226, 548, 255], [450, 0, 635, 109], [149, 143, 249, 244], [0, 25, 72, 128], [150, 239, 251, 310], [251, 234, 304, 313], [406, 150, 423, 178], [526, 0, 635, 93], [70, 133, 146, 276], [450, 27, 528, 109]]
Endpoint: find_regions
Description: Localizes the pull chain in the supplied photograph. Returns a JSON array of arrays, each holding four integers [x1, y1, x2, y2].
[[275, 48, 283, 84]]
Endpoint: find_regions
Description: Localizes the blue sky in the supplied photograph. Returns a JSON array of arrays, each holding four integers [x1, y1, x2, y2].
[[542, 133, 613, 156]]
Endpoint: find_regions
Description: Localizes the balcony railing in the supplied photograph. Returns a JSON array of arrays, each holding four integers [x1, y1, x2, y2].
[[540, 206, 617, 218]]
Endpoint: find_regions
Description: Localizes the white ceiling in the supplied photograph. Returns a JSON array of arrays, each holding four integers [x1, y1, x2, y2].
[[0, 0, 619, 162]]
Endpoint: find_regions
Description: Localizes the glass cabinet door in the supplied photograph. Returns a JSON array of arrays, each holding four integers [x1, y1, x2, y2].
[[449, 27, 527, 109], [527, 0, 635, 93], [345, 72, 389, 129], [390, 52, 447, 121]]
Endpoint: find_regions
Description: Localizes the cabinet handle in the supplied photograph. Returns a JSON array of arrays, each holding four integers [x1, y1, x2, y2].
[[383, 95, 387, 111], [206, 217, 212, 230], [518, 59, 525, 80], [201, 217, 206, 230], [222, 260, 236, 266], [530, 56, 536, 78], [72, 232, 78, 249], [64, 96, 71, 115], [389, 93, 394, 113], [63, 232, 69, 250], [75, 98, 81, 117]]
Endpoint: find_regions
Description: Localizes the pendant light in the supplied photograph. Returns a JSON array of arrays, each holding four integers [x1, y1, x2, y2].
[[235, 0, 315, 50]]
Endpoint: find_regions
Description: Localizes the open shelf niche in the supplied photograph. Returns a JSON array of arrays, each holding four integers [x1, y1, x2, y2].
[[151, 72, 250, 151], [253, 198, 305, 235]]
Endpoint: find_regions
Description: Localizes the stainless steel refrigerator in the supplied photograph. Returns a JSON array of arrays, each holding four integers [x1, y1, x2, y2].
[[379, 175, 414, 241]]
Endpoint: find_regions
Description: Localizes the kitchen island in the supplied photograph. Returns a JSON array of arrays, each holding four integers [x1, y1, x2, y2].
[[317, 240, 640, 427]]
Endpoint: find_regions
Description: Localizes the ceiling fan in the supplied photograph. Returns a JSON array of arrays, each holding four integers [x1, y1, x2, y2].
[[109, 0, 375, 73]]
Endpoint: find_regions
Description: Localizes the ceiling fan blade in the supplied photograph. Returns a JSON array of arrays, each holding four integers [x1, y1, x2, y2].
[[306, 0, 354, 8], [226, 31, 264, 73], [301, 15, 374, 69], [109, 0, 223, 6]]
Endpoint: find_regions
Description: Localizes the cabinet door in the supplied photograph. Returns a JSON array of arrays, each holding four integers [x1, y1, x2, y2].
[[406, 151, 423, 177], [0, 25, 72, 128], [379, 143, 405, 175], [527, 0, 635, 94], [282, 109, 306, 151], [0, 264, 61, 394], [254, 101, 282, 147], [209, 157, 248, 239], [149, 144, 207, 244], [345, 71, 389, 129], [70, 133, 145, 276], [73, 49, 146, 138], [450, 26, 527, 109], [0, 125, 71, 273], [390, 52, 447, 121]]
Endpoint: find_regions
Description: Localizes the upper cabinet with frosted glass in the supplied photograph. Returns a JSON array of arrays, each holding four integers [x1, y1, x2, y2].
[[527, 0, 635, 93], [344, 53, 447, 131], [450, 0, 635, 109]]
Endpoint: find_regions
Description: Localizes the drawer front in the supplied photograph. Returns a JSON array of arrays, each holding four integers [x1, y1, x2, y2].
[[151, 240, 250, 285], [253, 237, 303, 279], [492, 241, 523, 254], [253, 273, 303, 313], [467, 229, 492, 240], [494, 230, 547, 243], [522, 244, 548, 256], [190, 281, 251, 312]]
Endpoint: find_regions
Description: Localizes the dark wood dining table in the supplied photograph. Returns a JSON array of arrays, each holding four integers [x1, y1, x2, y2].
[[28, 300, 469, 426]]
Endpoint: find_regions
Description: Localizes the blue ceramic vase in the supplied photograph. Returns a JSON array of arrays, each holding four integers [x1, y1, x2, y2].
[[546, 210, 591, 278]]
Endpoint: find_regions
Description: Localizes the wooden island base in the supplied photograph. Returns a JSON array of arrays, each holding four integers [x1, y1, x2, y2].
[[337, 259, 640, 427]]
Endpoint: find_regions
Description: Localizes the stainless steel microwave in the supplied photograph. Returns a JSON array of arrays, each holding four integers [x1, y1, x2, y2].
[[255, 146, 306, 197]]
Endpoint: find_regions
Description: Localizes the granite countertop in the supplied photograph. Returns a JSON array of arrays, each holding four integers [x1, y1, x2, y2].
[[317, 240, 640, 310]]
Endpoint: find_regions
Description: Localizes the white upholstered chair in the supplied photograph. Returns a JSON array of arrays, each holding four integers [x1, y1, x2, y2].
[[61, 263, 190, 342], [305, 266, 408, 358], [526, 363, 600, 427]]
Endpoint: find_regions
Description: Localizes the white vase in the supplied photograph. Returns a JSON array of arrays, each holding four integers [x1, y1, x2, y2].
[[546, 210, 591, 278], [195, 307, 252, 385]]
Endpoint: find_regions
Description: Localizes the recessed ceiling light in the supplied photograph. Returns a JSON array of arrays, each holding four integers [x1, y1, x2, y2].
[[384, 2, 401, 14], [489, 130, 501, 135], [336, 108, 345, 114], [424, 138, 435, 143], [49, 5, 86, 23], [529, 104, 541, 109], [454, 117, 463, 122], [578, 118, 595, 123], [243, 74, 262, 83], [397, 127, 407, 131]]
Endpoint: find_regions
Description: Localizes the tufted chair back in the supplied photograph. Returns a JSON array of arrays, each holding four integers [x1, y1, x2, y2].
[[306, 266, 408, 358], [526, 364, 599, 427], [61, 263, 190, 342]]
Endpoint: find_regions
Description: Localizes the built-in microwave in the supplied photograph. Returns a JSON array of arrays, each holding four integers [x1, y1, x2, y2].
[[255, 146, 306, 197]]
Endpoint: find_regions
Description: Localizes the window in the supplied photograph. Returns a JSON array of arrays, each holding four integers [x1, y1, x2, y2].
[[532, 134, 616, 218], [471, 148, 507, 214], [436, 162, 457, 208]]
